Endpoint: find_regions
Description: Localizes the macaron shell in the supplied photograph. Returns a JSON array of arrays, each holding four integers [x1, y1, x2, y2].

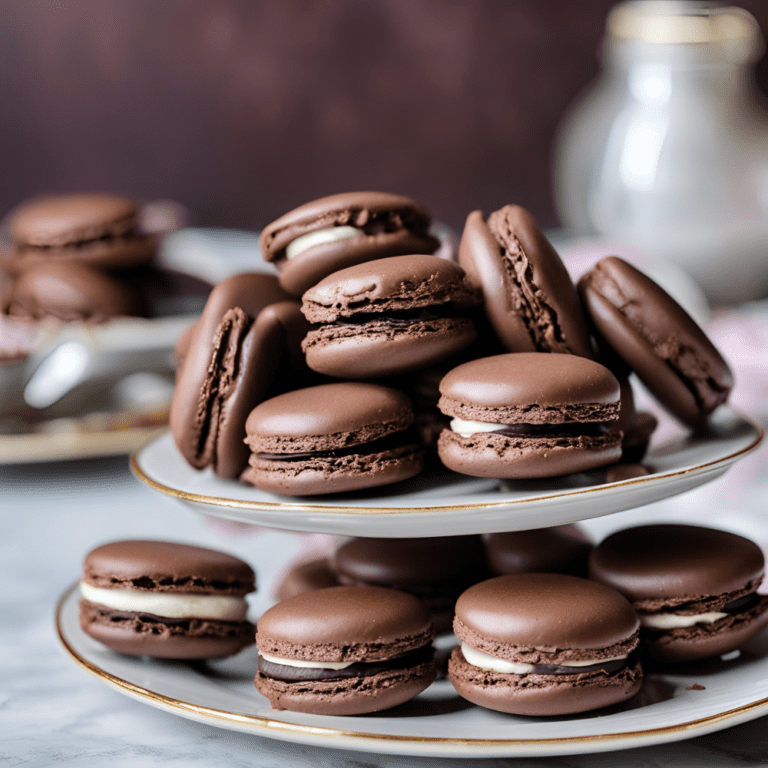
[[579, 257, 733, 426], [643, 596, 768, 663], [303, 317, 477, 378], [9, 193, 139, 246], [80, 601, 254, 659], [169, 273, 293, 474], [241, 442, 424, 496], [588, 525, 765, 602], [256, 585, 432, 661], [448, 646, 643, 716], [244, 383, 414, 447], [437, 429, 622, 479], [255, 660, 436, 715], [458, 208, 592, 358], [454, 574, 639, 655], [438, 353, 620, 412], [273, 557, 340, 601], [82, 540, 256, 595]]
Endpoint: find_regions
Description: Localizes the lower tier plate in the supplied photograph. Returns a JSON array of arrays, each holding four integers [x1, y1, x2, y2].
[[131, 406, 762, 537]]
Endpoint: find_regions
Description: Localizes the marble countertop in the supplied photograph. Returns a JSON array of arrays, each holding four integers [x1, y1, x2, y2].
[[4, 439, 768, 767]]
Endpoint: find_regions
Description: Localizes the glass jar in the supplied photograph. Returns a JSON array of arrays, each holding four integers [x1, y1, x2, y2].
[[554, 1, 768, 304]]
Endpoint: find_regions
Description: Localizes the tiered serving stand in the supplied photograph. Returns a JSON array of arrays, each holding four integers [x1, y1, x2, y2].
[[56, 404, 767, 758]]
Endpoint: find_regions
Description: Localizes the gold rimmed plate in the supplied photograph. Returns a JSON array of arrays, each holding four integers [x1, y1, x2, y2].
[[130, 406, 762, 537], [57, 506, 768, 758]]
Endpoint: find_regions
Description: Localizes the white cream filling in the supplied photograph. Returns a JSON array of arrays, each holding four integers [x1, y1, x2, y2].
[[449, 418, 506, 438], [79, 582, 248, 621], [285, 226, 364, 260], [640, 611, 728, 630], [259, 651, 354, 670], [460, 643, 627, 674]]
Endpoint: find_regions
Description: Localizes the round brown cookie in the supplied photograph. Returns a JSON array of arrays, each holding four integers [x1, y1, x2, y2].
[[458, 205, 593, 358], [6, 193, 155, 274], [6, 261, 139, 321], [79, 539, 256, 659], [484, 525, 593, 578], [448, 573, 642, 715], [255, 585, 436, 715], [330, 536, 487, 633], [437, 353, 622, 479], [259, 191, 440, 296], [241, 382, 424, 496], [301, 254, 480, 378], [272, 556, 340, 601], [578, 256, 733, 426], [589, 524, 768, 663], [169, 272, 306, 479]]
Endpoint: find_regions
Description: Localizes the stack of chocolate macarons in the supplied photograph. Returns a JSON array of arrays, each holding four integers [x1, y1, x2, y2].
[[1, 193, 158, 322], [170, 190, 734, 495]]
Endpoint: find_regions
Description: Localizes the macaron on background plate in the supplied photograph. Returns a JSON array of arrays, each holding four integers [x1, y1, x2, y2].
[[437, 352, 622, 479], [272, 556, 340, 601], [301, 254, 481, 379], [79, 540, 256, 659], [255, 585, 436, 715], [449, 573, 642, 716], [6, 193, 156, 274], [484, 525, 593, 578], [169, 272, 306, 479], [589, 524, 768, 663], [578, 256, 733, 427], [241, 382, 424, 496], [330, 536, 488, 633], [259, 192, 441, 296], [458, 205, 593, 358]]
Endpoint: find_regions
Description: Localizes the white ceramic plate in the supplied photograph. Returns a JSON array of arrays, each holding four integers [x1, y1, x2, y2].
[[131, 406, 762, 537], [57, 506, 768, 758]]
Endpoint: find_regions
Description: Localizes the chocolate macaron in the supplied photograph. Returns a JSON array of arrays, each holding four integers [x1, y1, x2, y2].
[[589, 524, 768, 663], [79, 540, 256, 659], [484, 526, 593, 578], [301, 254, 480, 378], [330, 536, 487, 633], [6, 260, 139, 321], [437, 353, 622, 479], [273, 556, 340, 601], [255, 585, 436, 715], [449, 573, 642, 715], [458, 205, 593, 358], [242, 382, 424, 495], [259, 192, 440, 296], [578, 256, 733, 426], [170, 272, 308, 479], [6, 193, 155, 275]]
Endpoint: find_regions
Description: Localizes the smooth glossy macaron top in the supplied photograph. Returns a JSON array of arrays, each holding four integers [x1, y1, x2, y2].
[[332, 536, 486, 585], [484, 526, 593, 577], [301, 254, 479, 322], [455, 573, 639, 651], [82, 540, 256, 595], [578, 256, 733, 425], [245, 383, 414, 448], [256, 585, 432, 660], [259, 192, 440, 296], [439, 353, 620, 414], [9, 194, 139, 246], [458, 205, 593, 358], [589, 524, 765, 601]]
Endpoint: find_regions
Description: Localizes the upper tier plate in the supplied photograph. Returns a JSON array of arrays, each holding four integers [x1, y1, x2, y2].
[[130, 405, 762, 537]]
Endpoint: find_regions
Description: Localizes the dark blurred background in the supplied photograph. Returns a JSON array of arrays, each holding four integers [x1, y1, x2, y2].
[[2, 0, 767, 232]]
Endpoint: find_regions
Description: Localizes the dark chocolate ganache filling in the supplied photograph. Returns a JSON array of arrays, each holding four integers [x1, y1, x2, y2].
[[643, 593, 764, 636], [333, 306, 466, 327], [258, 643, 434, 682], [88, 605, 246, 627], [464, 649, 635, 677], [255, 428, 420, 462], [491, 423, 611, 439]]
